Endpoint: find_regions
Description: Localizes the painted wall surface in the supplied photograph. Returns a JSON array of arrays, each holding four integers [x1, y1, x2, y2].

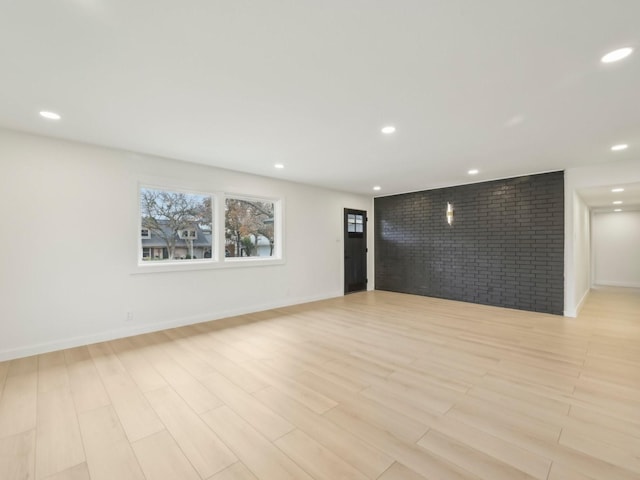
[[592, 211, 640, 288], [571, 193, 591, 314], [565, 159, 640, 316], [374, 172, 564, 314], [0, 129, 372, 360]]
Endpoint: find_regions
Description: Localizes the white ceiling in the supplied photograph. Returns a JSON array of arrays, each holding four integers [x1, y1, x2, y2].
[[579, 181, 640, 212], [1, 1, 639, 196]]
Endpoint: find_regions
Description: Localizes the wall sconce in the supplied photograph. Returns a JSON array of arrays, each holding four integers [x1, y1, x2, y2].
[[446, 202, 454, 225]]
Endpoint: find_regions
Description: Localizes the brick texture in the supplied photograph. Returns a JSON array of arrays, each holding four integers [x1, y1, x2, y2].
[[374, 171, 564, 315]]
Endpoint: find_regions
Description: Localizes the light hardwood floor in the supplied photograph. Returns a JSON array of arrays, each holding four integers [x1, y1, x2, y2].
[[0, 288, 639, 480]]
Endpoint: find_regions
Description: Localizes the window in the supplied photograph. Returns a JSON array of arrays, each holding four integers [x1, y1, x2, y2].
[[137, 185, 281, 271], [140, 187, 213, 262], [225, 197, 277, 258], [347, 213, 364, 233], [178, 229, 197, 240]]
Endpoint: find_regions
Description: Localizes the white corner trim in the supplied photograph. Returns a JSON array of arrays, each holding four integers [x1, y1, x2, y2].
[[574, 288, 590, 317], [564, 288, 591, 317], [0, 290, 343, 362]]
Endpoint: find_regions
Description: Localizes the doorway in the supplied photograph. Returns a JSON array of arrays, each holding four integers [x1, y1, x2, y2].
[[344, 208, 367, 293]]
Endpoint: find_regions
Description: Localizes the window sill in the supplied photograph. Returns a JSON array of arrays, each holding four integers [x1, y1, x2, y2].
[[131, 257, 285, 275]]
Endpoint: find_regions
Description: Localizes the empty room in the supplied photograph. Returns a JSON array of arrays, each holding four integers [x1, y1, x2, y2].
[[1, 2, 640, 480]]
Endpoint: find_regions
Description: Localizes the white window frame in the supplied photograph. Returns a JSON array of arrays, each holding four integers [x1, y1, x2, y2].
[[223, 194, 283, 264], [134, 181, 284, 274], [137, 183, 216, 272]]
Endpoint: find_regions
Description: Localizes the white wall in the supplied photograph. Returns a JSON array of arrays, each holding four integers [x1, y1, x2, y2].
[[0, 129, 373, 360], [592, 211, 640, 288], [564, 159, 640, 316]]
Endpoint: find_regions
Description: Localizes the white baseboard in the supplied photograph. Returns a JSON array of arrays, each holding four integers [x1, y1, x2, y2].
[[0, 290, 343, 362], [593, 281, 640, 289]]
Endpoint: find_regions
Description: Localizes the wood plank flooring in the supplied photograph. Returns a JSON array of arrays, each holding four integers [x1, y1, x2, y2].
[[0, 287, 638, 479]]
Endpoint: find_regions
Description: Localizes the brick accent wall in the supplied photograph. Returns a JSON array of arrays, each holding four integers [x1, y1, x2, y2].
[[374, 171, 564, 314]]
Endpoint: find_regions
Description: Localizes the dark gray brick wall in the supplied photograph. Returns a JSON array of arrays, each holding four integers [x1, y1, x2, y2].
[[374, 171, 564, 315]]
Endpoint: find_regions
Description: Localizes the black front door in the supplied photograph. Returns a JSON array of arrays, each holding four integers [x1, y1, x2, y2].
[[344, 208, 367, 293]]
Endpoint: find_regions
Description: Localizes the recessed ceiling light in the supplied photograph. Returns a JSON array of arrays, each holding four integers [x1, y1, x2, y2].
[[611, 144, 628, 151], [612, 188, 625, 192], [373, 186, 381, 191], [614, 209, 622, 212], [381, 126, 396, 134], [39, 111, 61, 120], [468, 169, 479, 175], [601, 47, 633, 63], [613, 201, 623, 205], [274, 163, 284, 169]]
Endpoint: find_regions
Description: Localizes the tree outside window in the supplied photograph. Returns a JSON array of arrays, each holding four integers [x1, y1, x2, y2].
[[140, 187, 213, 261], [225, 198, 275, 257]]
